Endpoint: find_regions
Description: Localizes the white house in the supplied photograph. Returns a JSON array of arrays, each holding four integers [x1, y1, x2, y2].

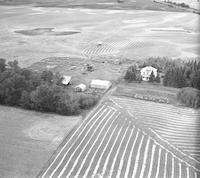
[[90, 79, 112, 90], [74, 84, 87, 92], [140, 66, 157, 81], [62, 75, 72, 85]]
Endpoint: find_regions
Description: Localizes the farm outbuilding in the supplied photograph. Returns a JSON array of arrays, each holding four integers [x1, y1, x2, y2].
[[62, 75, 72, 85], [74, 84, 87, 92], [90, 79, 112, 90], [140, 66, 158, 81]]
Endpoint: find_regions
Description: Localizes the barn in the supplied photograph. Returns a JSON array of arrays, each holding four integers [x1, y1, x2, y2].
[[140, 66, 157, 81], [90, 79, 112, 90]]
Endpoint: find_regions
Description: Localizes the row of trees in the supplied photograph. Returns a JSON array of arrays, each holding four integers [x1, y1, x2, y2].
[[0, 59, 98, 115], [164, 0, 190, 8]]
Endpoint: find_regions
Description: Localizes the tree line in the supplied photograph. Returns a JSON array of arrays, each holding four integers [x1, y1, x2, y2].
[[163, 60, 200, 89], [0, 59, 98, 115]]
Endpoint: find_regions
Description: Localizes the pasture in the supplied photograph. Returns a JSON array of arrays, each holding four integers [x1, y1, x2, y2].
[[0, 105, 80, 178], [0, 5, 199, 68], [39, 100, 200, 178]]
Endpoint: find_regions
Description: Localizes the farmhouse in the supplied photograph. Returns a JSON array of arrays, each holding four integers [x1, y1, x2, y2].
[[74, 84, 87, 92], [62, 75, 72, 85], [140, 66, 157, 81], [90, 79, 112, 90]]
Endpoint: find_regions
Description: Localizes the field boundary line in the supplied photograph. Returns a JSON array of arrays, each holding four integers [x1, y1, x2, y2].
[[149, 129, 200, 171]]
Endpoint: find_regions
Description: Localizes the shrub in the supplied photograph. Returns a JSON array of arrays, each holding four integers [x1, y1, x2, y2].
[[78, 94, 99, 109], [20, 90, 32, 109], [177, 87, 200, 108]]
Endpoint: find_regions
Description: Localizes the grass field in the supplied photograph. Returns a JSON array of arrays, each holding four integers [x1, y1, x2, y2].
[[113, 82, 179, 104], [39, 100, 200, 178], [0, 105, 80, 178], [0, 5, 199, 68]]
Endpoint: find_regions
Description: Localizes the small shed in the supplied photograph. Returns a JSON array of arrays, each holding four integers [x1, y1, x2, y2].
[[74, 84, 87, 92], [62, 75, 72, 85], [90, 80, 112, 90]]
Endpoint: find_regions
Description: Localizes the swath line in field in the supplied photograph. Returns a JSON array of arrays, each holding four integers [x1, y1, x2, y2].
[[82, 115, 120, 178], [155, 147, 162, 178], [97, 122, 125, 178], [147, 144, 156, 178], [139, 137, 150, 178], [57, 109, 113, 178], [89, 121, 122, 178], [163, 152, 168, 178], [131, 135, 144, 178], [49, 107, 108, 178], [124, 130, 140, 178], [116, 124, 134, 178], [107, 122, 129, 177], [71, 112, 120, 178]]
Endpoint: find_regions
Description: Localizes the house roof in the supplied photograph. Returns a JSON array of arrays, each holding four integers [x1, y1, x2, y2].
[[141, 66, 157, 71], [75, 84, 86, 90], [91, 79, 111, 86], [62, 75, 72, 85]]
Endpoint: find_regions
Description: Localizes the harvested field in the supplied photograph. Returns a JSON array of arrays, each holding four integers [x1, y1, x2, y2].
[[0, 105, 81, 178], [39, 100, 200, 178], [0, 6, 199, 67], [112, 97, 200, 162]]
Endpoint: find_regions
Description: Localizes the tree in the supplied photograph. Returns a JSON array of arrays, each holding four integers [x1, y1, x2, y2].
[[191, 71, 200, 90], [7, 60, 20, 71], [40, 70, 53, 83], [20, 90, 32, 109], [149, 71, 155, 82], [124, 65, 141, 82], [0, 58, 6, 73], [30, 84, 61, 112], [155, 73, 160, 83]]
